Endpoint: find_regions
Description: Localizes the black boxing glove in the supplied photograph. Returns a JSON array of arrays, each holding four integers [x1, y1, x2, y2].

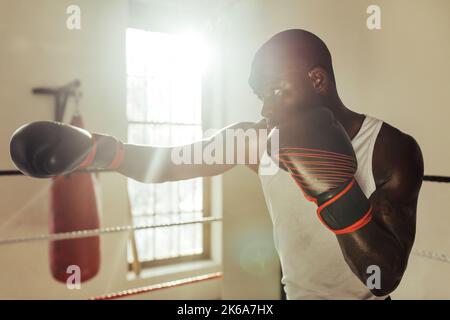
[[10, 121, 124, 178], [271, 107, 372, 234]]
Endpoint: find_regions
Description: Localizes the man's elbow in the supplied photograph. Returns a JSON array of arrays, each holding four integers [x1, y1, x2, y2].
[[370, 279, 401, 297], [369, 268, 405, 297]]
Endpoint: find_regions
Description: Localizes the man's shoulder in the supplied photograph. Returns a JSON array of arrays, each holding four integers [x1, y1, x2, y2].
[[377, 122, 420, 155], [372, 121, 423, 188]]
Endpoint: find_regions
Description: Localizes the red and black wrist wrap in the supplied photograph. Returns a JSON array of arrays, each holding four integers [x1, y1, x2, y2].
[[315, 178, 373, 235], [79, 134, 124, 170], [276, 145, 373, 235]]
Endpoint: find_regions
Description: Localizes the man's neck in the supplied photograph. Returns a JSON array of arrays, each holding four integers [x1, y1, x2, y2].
[[326, 96, 365, 140]]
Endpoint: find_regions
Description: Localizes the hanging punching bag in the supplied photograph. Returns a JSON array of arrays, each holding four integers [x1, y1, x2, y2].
[[49, 114, 101, 283]]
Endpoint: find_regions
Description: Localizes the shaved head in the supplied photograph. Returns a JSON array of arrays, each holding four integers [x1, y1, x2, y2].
[[249, 29, 334, 89]]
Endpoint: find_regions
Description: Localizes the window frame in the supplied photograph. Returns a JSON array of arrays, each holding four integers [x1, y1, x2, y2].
[[125, 27, 212, 268], [128, 176, 212, 270]]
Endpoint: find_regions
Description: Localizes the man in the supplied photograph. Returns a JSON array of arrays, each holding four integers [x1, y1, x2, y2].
[[10, 29, 423, 299]]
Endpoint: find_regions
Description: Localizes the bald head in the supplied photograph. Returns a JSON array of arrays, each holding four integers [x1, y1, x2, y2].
[[250, 29, 334, 88]]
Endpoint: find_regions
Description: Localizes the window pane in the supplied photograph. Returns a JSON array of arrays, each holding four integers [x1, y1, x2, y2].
[[126, 28, 149, 77], [127, 75, 147, 121], [126, 29, 207, 265], [128, 123, 202, 146], [126, 29, 203, 125]]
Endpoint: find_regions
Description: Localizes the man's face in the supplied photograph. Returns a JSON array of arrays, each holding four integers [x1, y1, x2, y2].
[[249, 60, 319, 130]]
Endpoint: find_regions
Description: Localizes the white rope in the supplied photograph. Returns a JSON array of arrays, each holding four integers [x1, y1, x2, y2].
[[90, 272, 223, 300], [411, 248, 450, 264], [0, 217, 222, 246], [5, 216, 449, 266]]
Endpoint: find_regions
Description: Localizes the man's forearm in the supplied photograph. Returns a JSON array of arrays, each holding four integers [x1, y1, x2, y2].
[[117, 144, 173, 183], [116, 121, 265, 183], [117, 142, 236, 183], [336, 220, 407, 296]]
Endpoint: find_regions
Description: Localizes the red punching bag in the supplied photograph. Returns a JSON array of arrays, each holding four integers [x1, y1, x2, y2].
[[49, 114, 101, 283]]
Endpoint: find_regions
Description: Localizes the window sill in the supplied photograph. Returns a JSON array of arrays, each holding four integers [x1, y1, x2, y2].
[[126, 259, 222, 284]]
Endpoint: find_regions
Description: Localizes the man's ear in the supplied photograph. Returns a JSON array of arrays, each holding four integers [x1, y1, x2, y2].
[[307, 67, 331, 94]]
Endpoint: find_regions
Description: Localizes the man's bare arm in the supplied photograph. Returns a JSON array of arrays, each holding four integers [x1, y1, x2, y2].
[[117, 120, 267, 183]]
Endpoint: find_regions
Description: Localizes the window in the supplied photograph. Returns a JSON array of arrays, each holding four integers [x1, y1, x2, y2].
[[126, 29, 209, 268]]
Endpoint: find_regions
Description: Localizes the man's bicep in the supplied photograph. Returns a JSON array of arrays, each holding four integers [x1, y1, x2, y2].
[[385, 134, 424, 201], [369, 187, 417, 251], [369, 135, 424, 247]]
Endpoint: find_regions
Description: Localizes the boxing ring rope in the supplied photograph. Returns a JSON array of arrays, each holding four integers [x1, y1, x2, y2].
[[0, 168, 223, 299], [423, 175, 450, 183], [410, 177, 450, 263], [411, 249, 450, 264], [0, 169, 449, 255], [0, 169, 111, 176], [3, 169, 449, 183], [9, 78, 220, 300], [0, 217, 222, 246], [89, 272, 223, 300]]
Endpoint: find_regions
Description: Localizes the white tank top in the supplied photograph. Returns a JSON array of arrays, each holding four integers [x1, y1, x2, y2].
[[258, 115, 384, 300]]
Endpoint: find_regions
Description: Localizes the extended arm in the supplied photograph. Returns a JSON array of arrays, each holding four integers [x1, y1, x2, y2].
[[10, 120, 267, 181]]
